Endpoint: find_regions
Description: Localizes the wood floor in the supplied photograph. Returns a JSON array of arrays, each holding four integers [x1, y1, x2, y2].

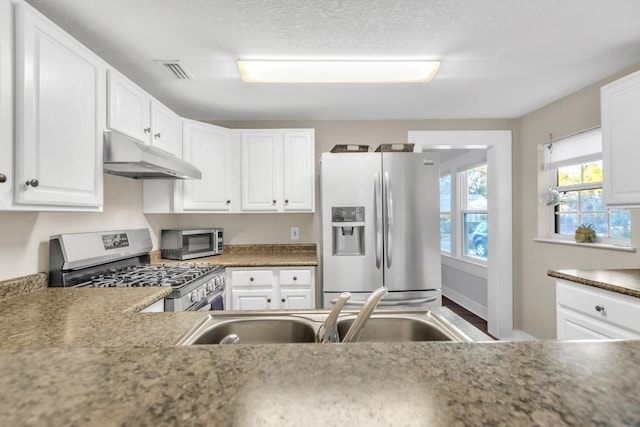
[[442, 296, 488, 335]]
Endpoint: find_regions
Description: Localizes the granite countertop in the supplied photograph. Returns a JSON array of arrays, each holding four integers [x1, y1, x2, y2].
[[151, 244, 318, 267], [548, 269, 640, 298], [1, 274, 639, 425], [0, 286, 205, 348], [0, 341, 638, 426]]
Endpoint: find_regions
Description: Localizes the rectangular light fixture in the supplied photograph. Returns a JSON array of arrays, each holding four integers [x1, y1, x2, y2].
[[237, 60, 440, 83]]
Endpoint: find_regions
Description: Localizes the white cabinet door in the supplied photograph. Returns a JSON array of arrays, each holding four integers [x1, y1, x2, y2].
[[232, 288, 277, 310], [108, 69, 151, 144], [280, 288, 313, 309], [14, 3, 104, 207], [283, 130, 315, 212], [557, 307, 619, 340], [602, 70, 640, 206], [182, 120, 236, 211], [556, 279, 640, 340], [241, 131, 282, 211], [0, 0, 13, 208], [151, 101, 181, 157]]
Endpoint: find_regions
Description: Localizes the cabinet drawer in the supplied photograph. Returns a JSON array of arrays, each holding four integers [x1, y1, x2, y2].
[[557, 280, 640, 333], [279, 270, 311, 286], [231, 270, 273, 286]]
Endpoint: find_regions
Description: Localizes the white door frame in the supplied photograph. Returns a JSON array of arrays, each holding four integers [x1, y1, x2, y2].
[[408, 130, 513, 339]]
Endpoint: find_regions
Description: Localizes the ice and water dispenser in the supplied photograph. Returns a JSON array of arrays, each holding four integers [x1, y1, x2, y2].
[[331, 206, 365, 256]]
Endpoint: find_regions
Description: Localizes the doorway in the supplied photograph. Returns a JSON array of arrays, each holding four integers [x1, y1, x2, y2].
[[409, 131, 513, 339]]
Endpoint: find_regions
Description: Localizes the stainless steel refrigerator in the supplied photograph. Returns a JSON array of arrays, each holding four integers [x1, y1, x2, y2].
[[321, 151, 441, 308]]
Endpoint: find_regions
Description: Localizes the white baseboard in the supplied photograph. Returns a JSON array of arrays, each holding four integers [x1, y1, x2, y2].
[[502, 330, 537, 341], [442, 286, 488, 320]]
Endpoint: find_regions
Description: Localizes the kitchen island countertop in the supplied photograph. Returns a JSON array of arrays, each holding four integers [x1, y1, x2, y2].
[[1, 281, 639, 425]]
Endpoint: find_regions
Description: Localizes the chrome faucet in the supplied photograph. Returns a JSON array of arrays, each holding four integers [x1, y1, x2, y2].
[[318, 292, 351, 343], [341, 286, 388, 343]]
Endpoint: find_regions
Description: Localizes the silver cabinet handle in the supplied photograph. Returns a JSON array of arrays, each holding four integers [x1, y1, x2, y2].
[[144, 127, 151, 133], [595, 305, 605, 312], [374, 172, 383, 269], [384, 171, 393, 268], [25, 179, 39, 187], [0, 173, 6, 183], [154, 132, 161, 139]]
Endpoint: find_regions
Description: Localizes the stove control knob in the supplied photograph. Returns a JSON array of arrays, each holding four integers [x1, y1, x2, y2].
[[199, 289, 206, 300], [190, 292, 199, 303], [206, 282, 213, 292]]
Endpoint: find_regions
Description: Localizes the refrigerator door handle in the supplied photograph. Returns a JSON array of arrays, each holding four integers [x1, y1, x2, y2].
[[384, 171, 393, 268], [333, 296, 438, 306], [374, 172, 383, 269]]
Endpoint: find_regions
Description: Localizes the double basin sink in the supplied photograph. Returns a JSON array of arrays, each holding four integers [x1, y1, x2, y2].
[[176, 309, 473, 345]]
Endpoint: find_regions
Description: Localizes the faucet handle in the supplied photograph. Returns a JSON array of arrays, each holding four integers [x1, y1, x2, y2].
[[318, 292, 351, 343], [341, 286, 388, 343]]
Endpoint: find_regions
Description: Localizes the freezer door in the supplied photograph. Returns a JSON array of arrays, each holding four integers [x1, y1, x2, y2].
[[321, 153, 383, 293], [382, 153, 441, 293]]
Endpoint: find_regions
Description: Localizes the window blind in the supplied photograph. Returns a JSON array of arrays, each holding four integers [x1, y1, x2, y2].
[[543, 127, 602, 170]]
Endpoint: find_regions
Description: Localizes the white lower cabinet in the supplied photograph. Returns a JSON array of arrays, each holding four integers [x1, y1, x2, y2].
[[226, 267, 315, 310], [556, 279, 640, 340]]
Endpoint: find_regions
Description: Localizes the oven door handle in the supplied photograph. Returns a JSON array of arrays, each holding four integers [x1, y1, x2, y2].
[[191, 289, 224, 312]]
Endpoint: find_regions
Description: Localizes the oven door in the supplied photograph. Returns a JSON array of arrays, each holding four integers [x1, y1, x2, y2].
[[190, 289, 225, 312], [180, 230, 216, 260]]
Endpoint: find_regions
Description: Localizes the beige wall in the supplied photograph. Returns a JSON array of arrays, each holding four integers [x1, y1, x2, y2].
[[0, 174, 177, 280], [514, 62, 640, 338]]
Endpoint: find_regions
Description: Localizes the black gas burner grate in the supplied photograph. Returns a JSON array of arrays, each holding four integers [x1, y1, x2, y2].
[[74, 263, 220, 289]]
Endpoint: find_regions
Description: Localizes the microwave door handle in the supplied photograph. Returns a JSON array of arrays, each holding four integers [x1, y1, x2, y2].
[[374, 172, 383, 269]]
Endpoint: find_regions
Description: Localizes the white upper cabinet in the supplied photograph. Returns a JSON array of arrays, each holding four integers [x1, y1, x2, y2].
[[182, 120, 238, 212], [108, 70, 182, 157], [13, 2, 104, 208], [241, 131, 282, 211], [240, 129, 315, 213], [151, 101, 182, 157], [283, 130, 315, 212], [107, 70, 150, 143], [602, 70, 640, 206], [0, 0, 13, 208]]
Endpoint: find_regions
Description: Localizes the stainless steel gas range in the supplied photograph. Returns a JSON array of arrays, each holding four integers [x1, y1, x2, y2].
[[48, 229, 226, 312]]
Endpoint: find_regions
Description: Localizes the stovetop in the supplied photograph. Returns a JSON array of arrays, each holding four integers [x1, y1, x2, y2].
[[74, 263, 222, 289]]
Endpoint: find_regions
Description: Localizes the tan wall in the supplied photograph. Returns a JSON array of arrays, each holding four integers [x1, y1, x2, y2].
[[0, 174, 177, 280], [515, 63, 640, 338]]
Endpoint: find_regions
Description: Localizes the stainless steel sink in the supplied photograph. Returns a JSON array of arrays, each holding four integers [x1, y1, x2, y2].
[[336, 313, 469, 342], [176, 310, 473, 345], [177, 316, 318, 345]]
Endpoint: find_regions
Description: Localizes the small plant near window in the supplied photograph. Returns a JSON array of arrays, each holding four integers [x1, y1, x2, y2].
[[574, 223, 597, 243]]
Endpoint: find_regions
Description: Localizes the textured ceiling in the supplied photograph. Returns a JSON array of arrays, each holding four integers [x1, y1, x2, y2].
[[24, 0, 640, 120]]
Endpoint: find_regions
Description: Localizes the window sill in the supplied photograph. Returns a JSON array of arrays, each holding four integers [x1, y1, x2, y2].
[[533, 238, 636, 253]]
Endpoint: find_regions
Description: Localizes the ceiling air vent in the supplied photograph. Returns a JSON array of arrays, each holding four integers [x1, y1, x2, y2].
[[157, 60, 194, 80]]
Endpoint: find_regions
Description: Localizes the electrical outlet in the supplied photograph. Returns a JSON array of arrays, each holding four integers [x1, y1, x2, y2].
[[291, 227, 300, 240]]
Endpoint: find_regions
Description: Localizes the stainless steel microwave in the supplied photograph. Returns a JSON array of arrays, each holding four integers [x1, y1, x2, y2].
[[161, 228, 223, 260]]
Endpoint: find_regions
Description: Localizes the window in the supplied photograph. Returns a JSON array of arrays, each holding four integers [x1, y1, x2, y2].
[[462, 164, 488, 260], [547, 128, 630, 243], [438, 153, 489, 263], [440, 175, 451, 252]]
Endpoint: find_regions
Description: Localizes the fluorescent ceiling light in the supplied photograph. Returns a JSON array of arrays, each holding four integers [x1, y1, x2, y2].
[[237, 60, 440, 83]]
